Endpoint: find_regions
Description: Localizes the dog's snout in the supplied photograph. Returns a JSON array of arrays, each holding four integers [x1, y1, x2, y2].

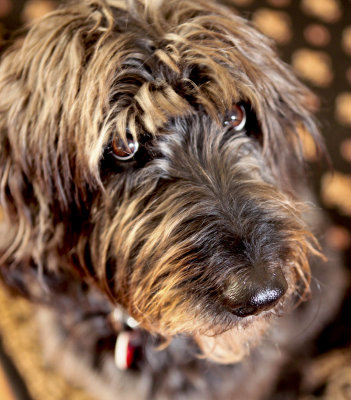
[[225, 266, 288, 317]]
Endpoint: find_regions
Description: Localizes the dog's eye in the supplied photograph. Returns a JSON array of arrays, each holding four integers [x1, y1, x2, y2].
[[111, 136, 139, 161], [223, 104, 246, 132]]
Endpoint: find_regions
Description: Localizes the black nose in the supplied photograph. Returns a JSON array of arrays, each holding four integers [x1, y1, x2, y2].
[[225, 266, 288, 317]]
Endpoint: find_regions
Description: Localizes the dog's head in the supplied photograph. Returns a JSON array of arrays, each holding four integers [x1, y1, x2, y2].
[[0, 0, 324, 362]]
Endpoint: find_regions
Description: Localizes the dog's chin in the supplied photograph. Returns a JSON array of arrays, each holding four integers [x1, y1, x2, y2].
[[194, 316, 272, 364]]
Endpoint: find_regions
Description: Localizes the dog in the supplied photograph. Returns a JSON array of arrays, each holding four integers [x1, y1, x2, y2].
[[0, 0, 345, 399]]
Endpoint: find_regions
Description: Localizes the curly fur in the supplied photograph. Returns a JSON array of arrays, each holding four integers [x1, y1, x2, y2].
[[0, 0, 345, 399]]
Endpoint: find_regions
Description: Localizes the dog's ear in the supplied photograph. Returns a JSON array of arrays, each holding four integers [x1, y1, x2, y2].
[[257, 91, 325, 191], [234, 46, 326, 194], [0, 27, 58, 296], [0, 4, 103, 297]]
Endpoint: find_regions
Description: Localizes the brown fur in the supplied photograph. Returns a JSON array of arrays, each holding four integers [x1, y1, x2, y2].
[[0, 0, 345, 399]]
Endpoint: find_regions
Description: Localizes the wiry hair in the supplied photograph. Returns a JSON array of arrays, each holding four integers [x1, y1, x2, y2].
[[0, 0, 324, 363]]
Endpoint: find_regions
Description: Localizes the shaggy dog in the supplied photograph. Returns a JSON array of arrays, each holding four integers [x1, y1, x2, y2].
[[0, 0, 345, 398]]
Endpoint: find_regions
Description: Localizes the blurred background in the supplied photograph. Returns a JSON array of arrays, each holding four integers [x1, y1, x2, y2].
[[0, 0, 350, 399]]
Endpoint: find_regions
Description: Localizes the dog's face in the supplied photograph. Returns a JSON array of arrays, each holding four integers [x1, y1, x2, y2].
[[0, 0, 323, 362]]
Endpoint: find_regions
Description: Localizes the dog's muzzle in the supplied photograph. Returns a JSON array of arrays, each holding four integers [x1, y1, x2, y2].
[[224, 266, 288, 317]]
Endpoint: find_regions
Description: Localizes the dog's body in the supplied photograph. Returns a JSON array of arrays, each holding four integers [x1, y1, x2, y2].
[[0, 0, 345, 399]]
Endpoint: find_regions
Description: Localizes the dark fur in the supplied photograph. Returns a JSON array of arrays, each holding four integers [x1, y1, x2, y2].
[[0, 0, 345, 399]]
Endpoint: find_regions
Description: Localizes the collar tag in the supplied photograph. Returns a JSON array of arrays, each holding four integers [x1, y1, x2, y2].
[[112, 308, 142, 370], [115, 331, 135, 370]]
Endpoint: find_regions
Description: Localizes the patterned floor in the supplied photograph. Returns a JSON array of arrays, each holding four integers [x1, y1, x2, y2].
[[0, 1, 350, 400]]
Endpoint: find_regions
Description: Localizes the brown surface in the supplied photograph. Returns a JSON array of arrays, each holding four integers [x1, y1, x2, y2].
[[0, 363, 16, 400], [0, 283, 93, 400]]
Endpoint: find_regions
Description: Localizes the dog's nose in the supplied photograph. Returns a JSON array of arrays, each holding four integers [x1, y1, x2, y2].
[[225, 266, 288, 317]]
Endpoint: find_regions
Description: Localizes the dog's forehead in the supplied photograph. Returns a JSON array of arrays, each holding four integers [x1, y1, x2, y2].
[[107, 2, 272, 135]]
